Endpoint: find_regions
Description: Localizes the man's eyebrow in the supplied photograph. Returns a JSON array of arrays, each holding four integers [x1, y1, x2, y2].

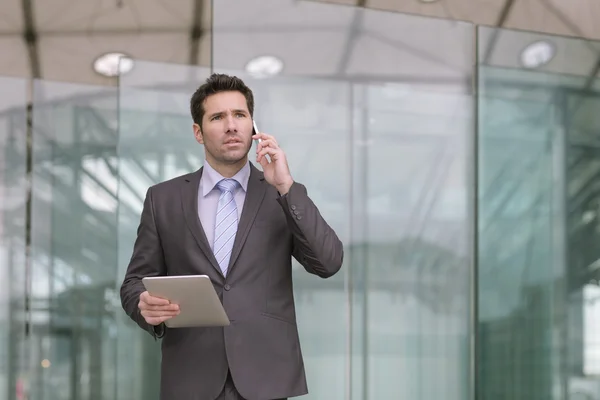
[[208, 111, 224, 119], [208, 109, 248, 119]]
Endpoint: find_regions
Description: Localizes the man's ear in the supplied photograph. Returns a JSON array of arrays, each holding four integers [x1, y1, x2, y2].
[[193, 123, 204, 144]]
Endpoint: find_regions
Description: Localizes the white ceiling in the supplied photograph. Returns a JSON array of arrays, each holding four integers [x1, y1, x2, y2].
[[0, 0, 599, 86]]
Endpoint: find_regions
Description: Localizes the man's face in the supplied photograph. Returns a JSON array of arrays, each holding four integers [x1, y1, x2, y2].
[[193, 91, 253, 166]]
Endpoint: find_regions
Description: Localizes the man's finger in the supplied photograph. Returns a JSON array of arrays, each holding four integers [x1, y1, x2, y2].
[[141, 291, 170, 306], [253, 132, 276, 144], [257, 147, 279, 164], [256, 139, 278, 153]]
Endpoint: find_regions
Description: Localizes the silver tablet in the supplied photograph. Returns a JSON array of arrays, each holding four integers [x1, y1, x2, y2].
[[142, 275, 230, 328]]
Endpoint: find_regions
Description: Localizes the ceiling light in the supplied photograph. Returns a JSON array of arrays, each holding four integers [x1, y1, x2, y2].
[[520, 40, 555, 69], [93, 52, 134, 77], [419, 0, 440, 3], [245, 55, 284, 79]]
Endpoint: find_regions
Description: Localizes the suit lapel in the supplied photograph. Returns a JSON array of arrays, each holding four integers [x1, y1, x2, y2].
[[227, 164, 266, 273], [181, 167, 223, 277]]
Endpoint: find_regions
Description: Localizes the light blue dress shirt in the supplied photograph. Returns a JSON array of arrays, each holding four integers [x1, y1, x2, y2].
[[197, 160, 251, 250]]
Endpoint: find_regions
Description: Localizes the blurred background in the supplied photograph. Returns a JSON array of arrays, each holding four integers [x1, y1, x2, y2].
[[1, 0, 600, 399]]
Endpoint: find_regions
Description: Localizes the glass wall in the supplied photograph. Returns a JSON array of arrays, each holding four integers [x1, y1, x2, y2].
[[0, 77, 27, 400], [29, 81, 118, 400], [477, 26, 600, 400], [212, 1, 474, 399]]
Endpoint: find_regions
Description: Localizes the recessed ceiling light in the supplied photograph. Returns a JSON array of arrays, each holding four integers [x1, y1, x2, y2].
[[245, 55, 284, 79], [520, 40, 555, 69], [419, 0, 440, 3], [93, 52, 134, 77]]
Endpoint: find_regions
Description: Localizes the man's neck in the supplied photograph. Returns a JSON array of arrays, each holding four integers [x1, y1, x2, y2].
[[206, 157, 248, 178]]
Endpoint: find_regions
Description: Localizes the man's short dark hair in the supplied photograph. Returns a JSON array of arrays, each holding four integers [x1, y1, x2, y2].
[[190, 73, 255, 126]]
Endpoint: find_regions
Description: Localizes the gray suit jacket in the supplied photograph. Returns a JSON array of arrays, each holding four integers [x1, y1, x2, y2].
[[120, 163, 344, 400]]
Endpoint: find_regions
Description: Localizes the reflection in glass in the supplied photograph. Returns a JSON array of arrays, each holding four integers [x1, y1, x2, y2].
[[356, 83, 472, 400], [30, 81, 118, 400]]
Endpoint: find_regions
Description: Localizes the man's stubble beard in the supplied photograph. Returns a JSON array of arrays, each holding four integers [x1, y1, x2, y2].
[[208, 144, 251, 166]]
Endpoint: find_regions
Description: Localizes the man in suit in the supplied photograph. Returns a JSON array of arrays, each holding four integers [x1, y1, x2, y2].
[[120, 73, 344, 400]]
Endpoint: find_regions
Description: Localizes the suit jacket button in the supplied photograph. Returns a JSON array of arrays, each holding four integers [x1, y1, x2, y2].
[[290, 205, 297, 210], [224, 284, 231, 291]]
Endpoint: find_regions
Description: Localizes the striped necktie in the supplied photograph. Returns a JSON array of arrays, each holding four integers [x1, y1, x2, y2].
[[213, 179, 239, 276]]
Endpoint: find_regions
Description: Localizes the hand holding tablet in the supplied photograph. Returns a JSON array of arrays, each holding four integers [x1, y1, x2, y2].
[[141, 275, 230, 328], [138, 291, 180, 326]]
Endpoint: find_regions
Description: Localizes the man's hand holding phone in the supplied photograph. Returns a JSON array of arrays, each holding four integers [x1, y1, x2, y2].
[[253, 130, 294, 195], [138, 291, 180, 326]]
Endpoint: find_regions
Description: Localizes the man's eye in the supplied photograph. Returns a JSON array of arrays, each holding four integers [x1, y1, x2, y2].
[[211, 115, 222, 121], [236, 113, 245, 118]]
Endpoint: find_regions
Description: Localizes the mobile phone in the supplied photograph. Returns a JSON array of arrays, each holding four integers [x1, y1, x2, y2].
[[253, 119, 271, 163], [252, 120, 260, 141]]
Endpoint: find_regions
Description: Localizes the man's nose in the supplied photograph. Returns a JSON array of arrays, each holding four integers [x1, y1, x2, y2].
[[225, 115, 238, 132]]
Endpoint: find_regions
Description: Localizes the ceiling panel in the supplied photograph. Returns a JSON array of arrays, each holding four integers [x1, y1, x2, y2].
[[0, 0, 24, 33], [196, 32, 211, 67], [35, 0, 194, 32], [504, 0, 582, 39], [0, 37, 29, 79], [368, 0, 503, 25], [479, 26, 600, 77], [539, 0, 600, 38], [214, 0, 354, 28], [39, 33, 190, 85], [200, 0, 212, 31]]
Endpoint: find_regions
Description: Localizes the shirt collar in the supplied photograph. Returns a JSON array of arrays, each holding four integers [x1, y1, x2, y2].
[[200, 159, 250, 197]]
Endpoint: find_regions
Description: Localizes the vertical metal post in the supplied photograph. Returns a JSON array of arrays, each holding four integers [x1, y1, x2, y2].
[[345, 81, 354, 400], [349, 82, 370, 400], [554, 90, 569, 400], [470, 23, 480, 400]]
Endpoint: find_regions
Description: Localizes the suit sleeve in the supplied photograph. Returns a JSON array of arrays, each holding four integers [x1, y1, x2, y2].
[[120, 187, 167, 339], [277, 182, 344, 278]]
